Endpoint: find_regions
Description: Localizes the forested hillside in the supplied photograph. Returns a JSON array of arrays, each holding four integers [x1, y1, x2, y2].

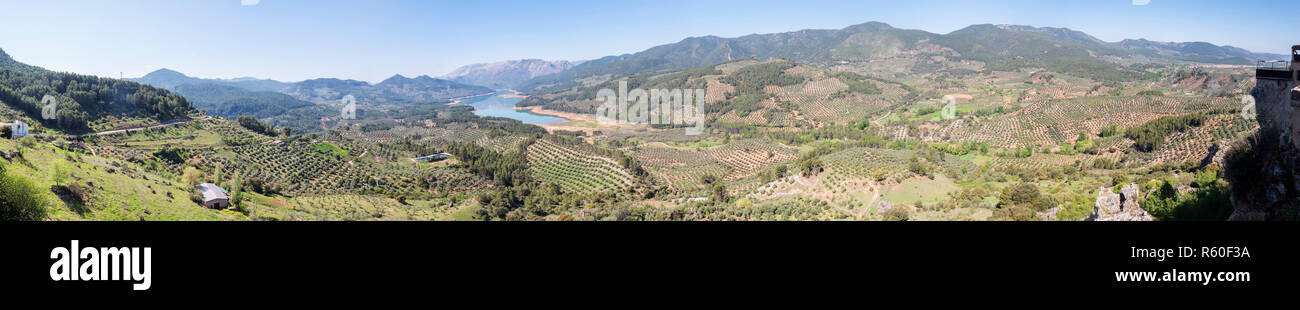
[[0, 48, 194, 132], [286, 74, 492, 105]]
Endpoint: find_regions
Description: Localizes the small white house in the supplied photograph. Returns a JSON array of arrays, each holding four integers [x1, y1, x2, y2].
[[2, 120, 27, 139], [196, 183, 231, 209]]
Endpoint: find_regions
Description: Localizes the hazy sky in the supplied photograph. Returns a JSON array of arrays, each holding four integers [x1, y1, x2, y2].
[[0, 0, 1296, 83]]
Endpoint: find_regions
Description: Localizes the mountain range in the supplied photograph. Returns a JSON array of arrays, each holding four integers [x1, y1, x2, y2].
[[126, 68, 493, 133], [516, 22, 1284, 93], [5, 20, 1283, 134], [130, 69, 492, 105], [443, 59, 582, 89], [128, 68, 292, 93]]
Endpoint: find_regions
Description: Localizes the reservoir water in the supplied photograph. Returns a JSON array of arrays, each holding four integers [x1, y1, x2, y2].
[[463, 90, 565, 125]]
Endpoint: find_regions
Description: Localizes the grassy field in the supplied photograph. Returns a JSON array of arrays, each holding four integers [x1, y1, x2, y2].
[[881, 175, 961, 205], [312, 141, 350, 156], [1, 138, 242, 220]]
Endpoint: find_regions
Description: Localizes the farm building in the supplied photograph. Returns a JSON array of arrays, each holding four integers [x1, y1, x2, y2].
[[196, 183, 231, 209], [1, 120, 28, 139], [414, 152, 452, 162]]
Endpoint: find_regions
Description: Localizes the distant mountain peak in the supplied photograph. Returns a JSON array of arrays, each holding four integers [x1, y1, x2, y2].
[[841, 21, 895, 32], [381, 74, 412, 84], [143, 68, 189, 79]]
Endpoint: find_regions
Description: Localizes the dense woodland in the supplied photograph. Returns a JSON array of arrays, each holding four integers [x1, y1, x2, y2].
[[0, 69, 193, 131], [1125, 114, 1207, 152]]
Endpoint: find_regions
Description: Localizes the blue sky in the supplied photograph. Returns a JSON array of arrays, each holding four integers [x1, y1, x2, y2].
[[0, 0, 1296, 83]]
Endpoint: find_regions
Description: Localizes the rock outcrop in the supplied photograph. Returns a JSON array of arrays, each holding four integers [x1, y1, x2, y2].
[[1088, 184, 1154, 221], [875, 201, 893, 213]]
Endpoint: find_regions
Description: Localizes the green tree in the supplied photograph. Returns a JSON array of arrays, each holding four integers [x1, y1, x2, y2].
[[711, 184, 729, 203], [19, 136, 36, 148], [1143, 181, 1179, 219], [229, 175, 243, 208], [800, 158, 824, 177], [181, 166, 203, 188], [236, 115, 275, 136], [50, 161, 70, 185]]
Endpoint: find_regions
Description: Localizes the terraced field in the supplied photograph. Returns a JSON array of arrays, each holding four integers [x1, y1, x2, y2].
[[627, 144, 731, 194], [525, 138, 633, 193], [203, 141, 488, 196], [627, 139, 798, 197], [704, 139, 799, 180], [938, 96, 1241, 147], [246, 194, 455, 221], [821, 147, 914, 181], [774, 77, 896, 125], [1139, 114, 1256, 165]]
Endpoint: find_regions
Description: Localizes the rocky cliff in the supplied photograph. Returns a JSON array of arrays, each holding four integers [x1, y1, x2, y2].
[[1223, 78, 1300, 220]]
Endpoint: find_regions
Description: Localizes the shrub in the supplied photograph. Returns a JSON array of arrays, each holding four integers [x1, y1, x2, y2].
[[1136, 89, 1164, 96], [998, 182, 1054, 212], [883, 206, 910, 221], [19, 136, 36, 148], [0, 167, 48, 221]]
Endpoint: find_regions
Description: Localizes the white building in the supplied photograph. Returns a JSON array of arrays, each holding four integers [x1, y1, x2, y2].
[[2, 120, 27, 139], [196, 183, 231, 209]]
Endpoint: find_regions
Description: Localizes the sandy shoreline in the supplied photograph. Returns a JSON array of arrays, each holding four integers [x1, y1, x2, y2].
[[516, 106, 616, 133], [516, 106, 593, 123], [498, 89, 527, 99], [515, 105, 653, 134]]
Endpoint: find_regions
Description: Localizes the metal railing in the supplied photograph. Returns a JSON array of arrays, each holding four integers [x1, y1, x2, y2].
[[1257, 60, 1291, 71]]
